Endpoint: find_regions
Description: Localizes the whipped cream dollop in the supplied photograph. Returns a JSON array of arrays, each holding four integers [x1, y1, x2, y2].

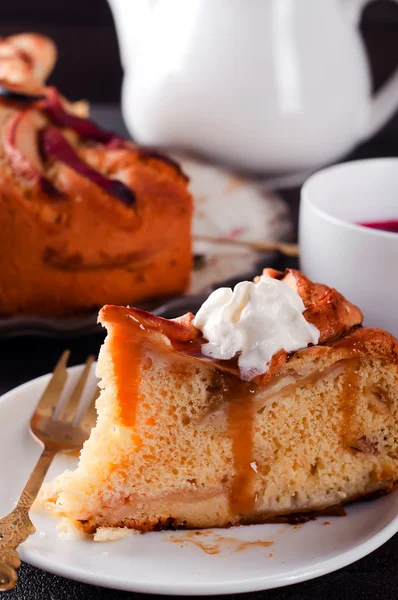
[[193, 274, 320, 380]]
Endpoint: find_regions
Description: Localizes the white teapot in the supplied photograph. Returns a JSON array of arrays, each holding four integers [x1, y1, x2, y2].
[[108, 0, 398, 173]]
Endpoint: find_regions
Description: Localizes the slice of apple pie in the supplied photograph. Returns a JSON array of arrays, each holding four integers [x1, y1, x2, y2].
[[41, 269, 398, 532]]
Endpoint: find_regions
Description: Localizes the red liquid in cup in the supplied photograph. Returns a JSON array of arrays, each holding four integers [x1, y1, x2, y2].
[[358, 220, 398, 233]]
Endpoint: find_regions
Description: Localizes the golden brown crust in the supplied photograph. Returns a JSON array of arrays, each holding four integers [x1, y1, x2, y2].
[[0, 34, 192, 316], [100, 303, 398, 391], [259, 349, 288, 386], [0, 157, 192, 315], [332, 326, 398, 362], [270, 327, 398, 389], [261, 268, 363, 343], [291, 326, 398, 366], [79, 516, 185, 535], [101, 268, 365, 349], [100, 269, 371, 385], [99, 306, 198, 342], [78, 486, 397, 533], [0, 33, 56, 95]]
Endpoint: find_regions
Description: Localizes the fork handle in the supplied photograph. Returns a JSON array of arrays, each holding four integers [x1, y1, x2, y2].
[[0, 448, 55, 592]]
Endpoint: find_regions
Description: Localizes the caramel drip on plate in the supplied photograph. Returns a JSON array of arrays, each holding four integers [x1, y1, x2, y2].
[[225, 378, 257, 518], [166, 530, 272, 555]]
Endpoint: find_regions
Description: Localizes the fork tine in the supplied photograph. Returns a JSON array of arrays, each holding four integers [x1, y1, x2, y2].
[[32, 350, 70, 418], [78, 385, 100, 430], [56, 356, 95, 423]]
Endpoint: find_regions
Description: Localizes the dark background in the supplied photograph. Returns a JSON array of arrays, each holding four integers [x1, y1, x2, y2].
[[1, 2, 398, 599], [2, 0, 398, 158], [1, 0, 397, 102], [0, 3, 396, 96]]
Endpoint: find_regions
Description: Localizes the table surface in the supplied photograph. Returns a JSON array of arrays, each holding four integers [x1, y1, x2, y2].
[[1, 107, 397, 600]]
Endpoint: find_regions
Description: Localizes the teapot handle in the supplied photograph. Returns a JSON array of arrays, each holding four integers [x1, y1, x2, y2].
[[344, 0, 398, 138]]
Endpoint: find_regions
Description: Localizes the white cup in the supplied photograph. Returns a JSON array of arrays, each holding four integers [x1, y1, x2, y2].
[[299, 159, 398, 336]]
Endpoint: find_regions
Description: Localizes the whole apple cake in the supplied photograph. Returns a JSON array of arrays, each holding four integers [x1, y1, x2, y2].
[[0, 34, 192, 316]]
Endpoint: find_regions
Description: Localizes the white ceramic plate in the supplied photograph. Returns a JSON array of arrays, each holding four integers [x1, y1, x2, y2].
[[1, 365, 397, 596]]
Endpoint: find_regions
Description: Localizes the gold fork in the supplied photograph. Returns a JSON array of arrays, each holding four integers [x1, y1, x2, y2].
[[0, 351, 98, 592]]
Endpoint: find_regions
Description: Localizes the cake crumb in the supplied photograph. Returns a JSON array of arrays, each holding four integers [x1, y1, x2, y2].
[[269, 553, 274, 558], [324, 521, 330, 525], [57, 518, 87, 540], [93, 527, 140, 542]]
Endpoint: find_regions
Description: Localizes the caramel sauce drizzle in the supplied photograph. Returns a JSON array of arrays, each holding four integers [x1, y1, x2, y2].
[[105, 306, 144, 429], [226, 379, 257, 518], [103, 306, 259, 518]]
